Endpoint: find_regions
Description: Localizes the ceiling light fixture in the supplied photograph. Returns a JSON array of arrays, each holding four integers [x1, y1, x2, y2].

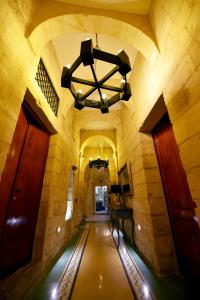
[[89, 158, 109, 169], [61, 38, 132, 113]]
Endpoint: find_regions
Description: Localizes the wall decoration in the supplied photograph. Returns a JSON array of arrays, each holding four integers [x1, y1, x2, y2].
[[118, 162, 133, 196]]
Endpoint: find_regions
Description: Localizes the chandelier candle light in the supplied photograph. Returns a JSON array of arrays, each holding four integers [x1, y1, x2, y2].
[[89, 158, 109, 169], [61, 39, 132, 113]]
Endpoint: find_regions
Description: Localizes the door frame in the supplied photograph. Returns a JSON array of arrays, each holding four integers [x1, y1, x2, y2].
[[138, 95, 178, 274], [22, 95, 52, 265], [94, 185, 108, 215]]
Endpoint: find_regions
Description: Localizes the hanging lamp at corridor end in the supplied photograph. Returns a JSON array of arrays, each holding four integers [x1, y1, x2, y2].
[[61, 39, 132, 114], [89, 158, 109, 169]]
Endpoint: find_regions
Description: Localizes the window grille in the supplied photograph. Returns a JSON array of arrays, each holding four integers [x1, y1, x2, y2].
[[35, 59, 59, 116]]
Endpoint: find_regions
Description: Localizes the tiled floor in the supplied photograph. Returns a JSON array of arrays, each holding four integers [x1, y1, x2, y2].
[[71, 222, 134, 299], [24, 220, 199, 300]]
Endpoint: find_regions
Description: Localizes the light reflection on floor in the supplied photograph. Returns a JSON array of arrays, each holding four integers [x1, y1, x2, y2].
[[71, 222, 135, 300]]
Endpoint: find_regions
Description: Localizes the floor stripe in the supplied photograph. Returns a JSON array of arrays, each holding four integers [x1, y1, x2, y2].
[[56, 223, 91, 299], [85, 214, 110, 222], [110, 224, 155, 300]]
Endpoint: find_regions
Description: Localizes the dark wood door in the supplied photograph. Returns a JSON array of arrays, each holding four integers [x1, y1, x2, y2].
[[0, 106, 49, 276], [153, 114, 200, 278]]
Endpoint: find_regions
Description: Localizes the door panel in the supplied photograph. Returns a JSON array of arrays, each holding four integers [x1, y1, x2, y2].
[[0, 107, 49, 276], [153, 114, 200, 277], [0, 109, 29, 241]]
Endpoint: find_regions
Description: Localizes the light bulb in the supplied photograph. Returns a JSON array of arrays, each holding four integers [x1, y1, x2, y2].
[[102, 94, 107, 99], [78, 89, 83, 94], [66, 64, 71, 69], [121, 78, 126, 84]]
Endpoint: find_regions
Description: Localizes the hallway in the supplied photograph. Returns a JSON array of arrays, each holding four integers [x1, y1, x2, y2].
[[1, 0, 200, 299]]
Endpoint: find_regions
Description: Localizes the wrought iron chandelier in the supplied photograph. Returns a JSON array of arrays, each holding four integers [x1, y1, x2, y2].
[[61, 37, 132, 113], [89, 158, 109, 169]]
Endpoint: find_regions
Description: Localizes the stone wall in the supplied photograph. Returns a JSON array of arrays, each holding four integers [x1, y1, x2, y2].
[[117, 0, 200, 274], [0, 1, 79, 298]]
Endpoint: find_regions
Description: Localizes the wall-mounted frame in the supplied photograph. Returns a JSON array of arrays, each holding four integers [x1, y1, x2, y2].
[[118, 162, 133, 196]]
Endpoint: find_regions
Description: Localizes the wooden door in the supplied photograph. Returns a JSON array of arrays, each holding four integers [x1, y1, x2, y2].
[[0, 105, 49, 276], [153, 114, 200, 278]]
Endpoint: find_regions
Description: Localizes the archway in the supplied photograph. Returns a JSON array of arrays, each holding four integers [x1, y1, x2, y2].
[[80, 135, 116, 154], [28, 11, 159, 63], [26, 7, 159, 119], [79, 134, 117, 216]]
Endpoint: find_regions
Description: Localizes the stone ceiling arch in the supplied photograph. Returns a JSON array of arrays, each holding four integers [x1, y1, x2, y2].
[[80, 135, 116, 154], [27, 3, 159, 63]]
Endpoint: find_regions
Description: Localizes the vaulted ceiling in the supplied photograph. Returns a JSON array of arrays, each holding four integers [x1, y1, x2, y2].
[[56, 0, 152, 14], [29, 0, 156, 131]]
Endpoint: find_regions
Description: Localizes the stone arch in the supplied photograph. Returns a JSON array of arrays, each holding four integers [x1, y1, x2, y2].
[[80, 134, 118, 183], [84, 160, 110, 215], [28, 7, 159, 62], [80, 135, 116, 154]]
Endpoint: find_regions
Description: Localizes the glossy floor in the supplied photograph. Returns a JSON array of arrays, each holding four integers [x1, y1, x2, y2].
[[25, 221, 196, 300], [71, 222, 134, 300]]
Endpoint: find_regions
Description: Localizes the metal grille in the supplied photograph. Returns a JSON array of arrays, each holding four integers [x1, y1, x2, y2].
[[35, 59, 59, 116]]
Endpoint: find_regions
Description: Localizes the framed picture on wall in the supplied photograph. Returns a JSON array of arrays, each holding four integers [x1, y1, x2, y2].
[[118, 161, 133, 196]]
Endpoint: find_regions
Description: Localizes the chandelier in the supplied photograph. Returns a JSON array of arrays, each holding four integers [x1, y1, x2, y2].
[[89, 158, 109, 169], [61, 38, 132, 113]]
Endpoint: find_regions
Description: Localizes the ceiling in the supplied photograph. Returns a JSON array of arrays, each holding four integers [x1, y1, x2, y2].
[[84, 139, 111, 149], [53, 32, 136, 109], [56, 0, 152, 14], [74, 109, 121, 130], [53, 32, 137, 78]]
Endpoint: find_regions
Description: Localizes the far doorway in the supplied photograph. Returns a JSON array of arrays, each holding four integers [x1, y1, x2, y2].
[[95, 186, 108, 214]]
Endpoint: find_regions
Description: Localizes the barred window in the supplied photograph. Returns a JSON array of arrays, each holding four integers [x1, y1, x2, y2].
[[35, 59, 59, 116]]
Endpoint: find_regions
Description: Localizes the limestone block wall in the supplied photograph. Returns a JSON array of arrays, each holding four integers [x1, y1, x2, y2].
[[117, 105, 173, 273], [0, 1, 79, 298], [117, 0, 200, 275], [41, 132, 78, 266]]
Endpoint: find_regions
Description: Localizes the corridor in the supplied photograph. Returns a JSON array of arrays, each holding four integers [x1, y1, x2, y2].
[[1, 0, 200, 299]]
